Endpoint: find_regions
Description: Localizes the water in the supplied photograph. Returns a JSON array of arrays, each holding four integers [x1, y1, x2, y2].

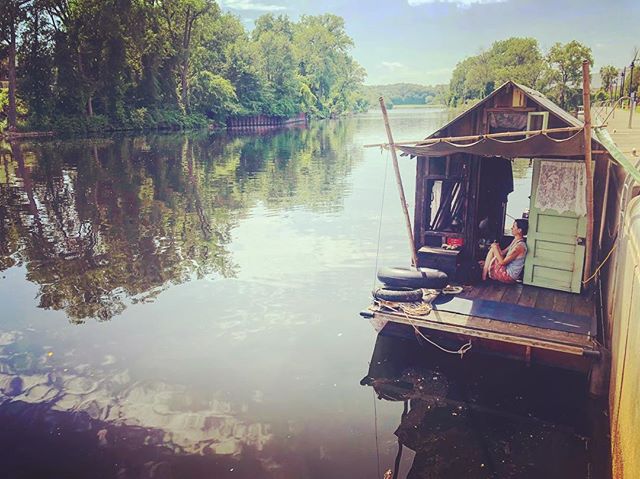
[[0, 110, 608, 478]]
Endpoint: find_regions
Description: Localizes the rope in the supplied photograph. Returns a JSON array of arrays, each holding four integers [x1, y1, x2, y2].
[[373, 388, 381, 479], [375, 300, 472, 357], [583, 239, 618, 285], [373, 149, 391, 291]]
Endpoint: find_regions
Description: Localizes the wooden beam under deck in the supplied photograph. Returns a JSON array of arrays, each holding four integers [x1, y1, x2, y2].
[[371, 308, 598, 357]]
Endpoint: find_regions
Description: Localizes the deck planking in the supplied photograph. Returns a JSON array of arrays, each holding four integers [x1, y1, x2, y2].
[[375, 283, 598, 357], [460, 281, 595, 318]]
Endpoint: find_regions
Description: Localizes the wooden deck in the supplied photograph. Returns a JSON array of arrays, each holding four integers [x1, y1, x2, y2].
[[368, 282, 599, 365], [459, 281, 595, 319]]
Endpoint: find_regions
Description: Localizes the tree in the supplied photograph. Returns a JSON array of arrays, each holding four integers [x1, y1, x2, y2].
[[190, 71, 238, 120], [599, 65, 619, 93], [0, 0, 32, 130], [547, 40, 593, 109], [159, 0, 219, 112], [292, 14, 360, 117], [489, 37, 545, 88], [2, 2, 366, 130], [449, 54, 493, 105], [253, 21, 302, 116], [18, 1, 54, 124]]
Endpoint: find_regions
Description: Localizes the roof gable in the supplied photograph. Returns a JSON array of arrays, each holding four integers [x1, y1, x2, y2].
[[426, 81, 583, 140]]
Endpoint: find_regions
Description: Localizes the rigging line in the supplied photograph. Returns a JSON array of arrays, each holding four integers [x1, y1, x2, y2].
[[373, 388, 382, 479], [373, 148, 391, 291], [582, 239, 618, 285]]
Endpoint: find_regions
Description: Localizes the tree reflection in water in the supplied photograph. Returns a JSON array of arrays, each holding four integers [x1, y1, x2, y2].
[[0, 121, 357, 323]]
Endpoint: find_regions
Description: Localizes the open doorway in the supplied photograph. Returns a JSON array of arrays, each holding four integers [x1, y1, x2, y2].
[[506, 158, 533, 233]]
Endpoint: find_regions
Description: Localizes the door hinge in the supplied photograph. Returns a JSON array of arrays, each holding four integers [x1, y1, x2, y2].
[[576, 236, 586, 246]]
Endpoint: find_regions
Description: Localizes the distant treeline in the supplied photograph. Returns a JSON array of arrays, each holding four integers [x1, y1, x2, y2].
[[0, 1, 367, 134], [361, 83, 448, 108], [445, 37, 638, 110]]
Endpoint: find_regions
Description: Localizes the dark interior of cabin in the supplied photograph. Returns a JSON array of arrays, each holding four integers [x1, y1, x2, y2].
[[416, 154, 516, 283]]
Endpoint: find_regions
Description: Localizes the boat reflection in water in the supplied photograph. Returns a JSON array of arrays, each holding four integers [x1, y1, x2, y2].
[[361, 326, 610, 479]]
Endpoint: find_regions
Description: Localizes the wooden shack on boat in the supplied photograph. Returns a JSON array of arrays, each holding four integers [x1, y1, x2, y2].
[[364, 79, 635, 389]]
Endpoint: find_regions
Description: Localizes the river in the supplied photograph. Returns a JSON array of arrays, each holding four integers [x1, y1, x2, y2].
[[0, 109, 609, 478]]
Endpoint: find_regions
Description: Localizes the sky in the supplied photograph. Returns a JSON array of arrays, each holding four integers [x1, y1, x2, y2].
[[218, 0, 640, 86]]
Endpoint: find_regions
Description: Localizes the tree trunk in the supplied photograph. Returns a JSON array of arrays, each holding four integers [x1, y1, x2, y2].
[[181, 60, 189, 112], [87, 95, 94, 117], [7, 29, 18, 132]]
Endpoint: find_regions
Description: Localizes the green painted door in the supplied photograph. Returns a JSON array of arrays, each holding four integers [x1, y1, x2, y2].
[[523, 159, 587, 293]]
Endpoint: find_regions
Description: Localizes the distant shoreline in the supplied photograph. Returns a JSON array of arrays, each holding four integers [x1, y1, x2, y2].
[[390, 104, 447, 109]]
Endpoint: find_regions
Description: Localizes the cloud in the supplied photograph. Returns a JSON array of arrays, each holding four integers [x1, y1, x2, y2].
[[220, 0, 286, 11], [381, 61, 406, 71], [408, 0, 507, 6]]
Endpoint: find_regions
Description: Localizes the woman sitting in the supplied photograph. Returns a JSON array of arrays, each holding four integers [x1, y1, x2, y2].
[[481, 219, 529, 284]]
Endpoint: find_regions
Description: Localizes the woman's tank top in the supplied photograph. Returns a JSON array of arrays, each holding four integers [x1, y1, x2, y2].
[[505, 239, 528, 280]]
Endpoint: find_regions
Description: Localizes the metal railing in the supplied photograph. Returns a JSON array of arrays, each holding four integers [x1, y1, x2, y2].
[[592, 96, 635, 127]]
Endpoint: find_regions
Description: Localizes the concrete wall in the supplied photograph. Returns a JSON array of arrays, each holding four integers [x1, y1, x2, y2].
[[609, 195, 640, 478]]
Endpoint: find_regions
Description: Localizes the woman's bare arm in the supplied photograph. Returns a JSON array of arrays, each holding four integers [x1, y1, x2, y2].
[[498, 243, 525, 266]]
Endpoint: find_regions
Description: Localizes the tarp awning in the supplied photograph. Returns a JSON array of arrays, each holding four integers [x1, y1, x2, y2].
[[397, 130, 586, 158]]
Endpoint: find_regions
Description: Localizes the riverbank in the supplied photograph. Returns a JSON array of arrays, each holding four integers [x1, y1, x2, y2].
[[0, 109, 211, 139]]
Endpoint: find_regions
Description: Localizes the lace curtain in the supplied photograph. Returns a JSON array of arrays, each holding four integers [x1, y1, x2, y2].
[[534, 161, 587, 216]]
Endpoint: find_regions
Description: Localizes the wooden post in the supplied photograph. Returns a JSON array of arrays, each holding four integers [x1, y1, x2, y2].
[[379, 97, 419, 267], [582, 60, 595, 284]]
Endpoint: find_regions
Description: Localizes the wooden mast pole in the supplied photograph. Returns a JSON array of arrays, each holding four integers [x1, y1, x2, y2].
[[582, 60, 595, 284], [379, 97, 419, 267]]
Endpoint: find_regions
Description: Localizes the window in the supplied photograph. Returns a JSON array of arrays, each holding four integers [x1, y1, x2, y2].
[[527, 111, 549, 132], [425, 179, 465, 233]]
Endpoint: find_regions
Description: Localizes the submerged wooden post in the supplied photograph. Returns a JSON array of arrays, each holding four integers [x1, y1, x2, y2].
[[582, 60, 595, 284], [379, 97, 419, 267]]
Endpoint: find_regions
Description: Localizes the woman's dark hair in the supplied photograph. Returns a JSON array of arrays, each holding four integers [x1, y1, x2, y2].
[[515, 218, 529, 236]]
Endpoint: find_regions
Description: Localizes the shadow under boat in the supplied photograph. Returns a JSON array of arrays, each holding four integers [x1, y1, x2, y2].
[[360, 332, 610, 479]]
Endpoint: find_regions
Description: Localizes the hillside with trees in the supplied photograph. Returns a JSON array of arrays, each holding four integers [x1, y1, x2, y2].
[[0, 1, 367, 134], [361, 83, 448, 108]]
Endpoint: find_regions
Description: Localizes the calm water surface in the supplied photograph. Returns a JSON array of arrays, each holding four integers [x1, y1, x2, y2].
[[0, 109, 608, 478]]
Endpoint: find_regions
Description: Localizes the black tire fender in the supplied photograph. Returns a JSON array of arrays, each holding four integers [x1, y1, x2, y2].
[[373, 287, 423, 303], [377, 266, 448, 290]]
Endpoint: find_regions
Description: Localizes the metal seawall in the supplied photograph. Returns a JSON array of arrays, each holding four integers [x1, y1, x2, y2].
[[609, 195, 640, 478]]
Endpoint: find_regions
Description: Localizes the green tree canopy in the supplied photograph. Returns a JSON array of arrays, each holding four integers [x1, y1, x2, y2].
[[547, 40, 593, 109], [4, 2, 367, 132], [447, 37, 595, 110]]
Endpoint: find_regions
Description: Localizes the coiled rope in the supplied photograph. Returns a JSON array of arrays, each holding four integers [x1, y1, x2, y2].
[[374, 299, 472, 358]]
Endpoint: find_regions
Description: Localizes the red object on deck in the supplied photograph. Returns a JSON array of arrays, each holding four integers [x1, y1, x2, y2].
[[446, 237, 464, 247]]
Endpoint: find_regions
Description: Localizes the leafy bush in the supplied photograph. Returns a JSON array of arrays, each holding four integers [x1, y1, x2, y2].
[[129, 108, 149, 130], [190, 71, 239, 120]]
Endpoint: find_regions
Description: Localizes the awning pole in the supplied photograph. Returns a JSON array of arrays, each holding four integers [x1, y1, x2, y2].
[[582, 60, 595, 285], [378, 97, 419, 267]]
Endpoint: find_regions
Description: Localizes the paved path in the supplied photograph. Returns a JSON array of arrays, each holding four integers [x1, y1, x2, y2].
[[604, 108, 640, 161]]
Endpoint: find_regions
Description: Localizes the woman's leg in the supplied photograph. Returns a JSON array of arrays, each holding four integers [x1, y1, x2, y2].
[[482, 248, 495, 280]]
